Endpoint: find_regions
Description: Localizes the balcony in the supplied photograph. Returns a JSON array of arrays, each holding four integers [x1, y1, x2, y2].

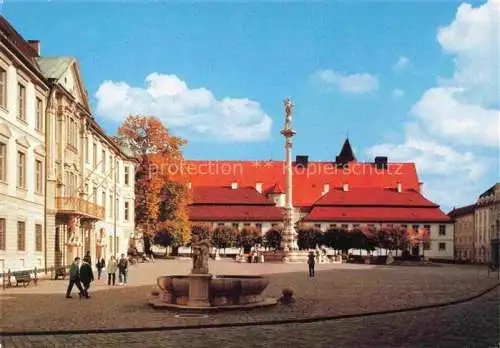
[[55, 197, 105, 220]]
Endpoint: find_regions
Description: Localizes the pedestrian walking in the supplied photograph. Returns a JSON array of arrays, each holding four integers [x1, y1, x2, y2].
[[107, 255, 117, 286], [65, 257, 84, 299], [118, 253, 128, 285], [96, 257, 105, 280], [83, 251, 91, 264], [308, 251, 316, 278], [80, 258, 94, 298]]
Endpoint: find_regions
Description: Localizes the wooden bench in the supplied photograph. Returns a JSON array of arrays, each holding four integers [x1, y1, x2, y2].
[[13, 271, 32, 287]]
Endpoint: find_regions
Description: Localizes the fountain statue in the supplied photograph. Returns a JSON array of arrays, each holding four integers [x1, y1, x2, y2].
[[149, 237, 277, 311]]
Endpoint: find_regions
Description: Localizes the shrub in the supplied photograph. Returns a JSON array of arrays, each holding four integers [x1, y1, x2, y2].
[[264, 227, 283, 250]]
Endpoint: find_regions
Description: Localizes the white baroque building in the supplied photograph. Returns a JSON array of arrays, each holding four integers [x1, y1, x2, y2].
[[0, 18, 50, 272]]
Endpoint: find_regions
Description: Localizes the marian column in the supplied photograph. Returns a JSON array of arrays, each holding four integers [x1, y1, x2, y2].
[[280, 98, 298, 261]]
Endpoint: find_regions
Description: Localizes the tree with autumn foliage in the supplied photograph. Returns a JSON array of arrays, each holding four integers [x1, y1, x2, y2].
[[211, 226, 237, 254], [237, 226, 261, 253], [116, 115, 188, 245]]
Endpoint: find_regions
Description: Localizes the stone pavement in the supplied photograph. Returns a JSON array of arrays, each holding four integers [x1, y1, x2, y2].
[[2, 282, 499, 347], [0, 259, 497, 334]]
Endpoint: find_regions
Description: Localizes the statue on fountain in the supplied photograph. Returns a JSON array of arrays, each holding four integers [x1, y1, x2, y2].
[[191, 234, 211, 274]]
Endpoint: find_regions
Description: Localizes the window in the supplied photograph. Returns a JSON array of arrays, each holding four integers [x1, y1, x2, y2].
[[367, 224, 375, 228], [255, 223, 263, 231], [424, 242, 431, 250], [35, 98, 43, 132], [124, 166, 129, 185], [17, 151, 25, 188], [424, 224, 431, 232], [243, 223, 250, 227], [102, 191, 106, 215], [124, 201, 129, 221], [439, 225, 446, 236], [233, 223, 240, 229], [0, 142, 5, 181], [93, 143, 97, 167], [35, 224, 42, 252], [17, 221, 25, 251], [0, 218, 5, 250], [353, 224, 360, 228], [341, 224, 348, 229], [0, 67, 6, 108], [217, 223, 224, 227], [109, 194, 113, 218], [93, 187, 97, 205], [330, 224, 337, 228], [314, 224, 321, 229], [108, 155, 112, 177], [35, 159, 43, 193], [102, 150, 106, 173], [18, 83, 26, 120], [439, 242, 446, 251], [412, 224, 419, 232], [86, 138, 89, 163]]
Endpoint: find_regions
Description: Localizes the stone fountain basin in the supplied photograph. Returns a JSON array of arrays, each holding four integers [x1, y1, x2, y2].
[[155, 274, 273, 308]]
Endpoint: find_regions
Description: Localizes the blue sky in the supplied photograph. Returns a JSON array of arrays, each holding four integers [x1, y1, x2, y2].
[[1, 0, 498, 210]]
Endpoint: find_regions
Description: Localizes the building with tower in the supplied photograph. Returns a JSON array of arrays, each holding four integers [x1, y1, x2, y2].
[[170, 137, 454, 260]]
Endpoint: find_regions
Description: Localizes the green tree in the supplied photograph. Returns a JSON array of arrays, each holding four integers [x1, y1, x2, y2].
[[237, 226, 260, 253], [211, 226, 237, 252], [297, 226, 323, 250], [264, 227, 283, 250]]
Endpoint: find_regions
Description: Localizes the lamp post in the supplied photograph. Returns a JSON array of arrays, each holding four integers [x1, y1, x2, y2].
[[280, 97, 298, 261]]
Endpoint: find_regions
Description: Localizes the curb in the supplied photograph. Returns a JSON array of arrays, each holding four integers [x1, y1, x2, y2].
[[1, 282, 499, 337]]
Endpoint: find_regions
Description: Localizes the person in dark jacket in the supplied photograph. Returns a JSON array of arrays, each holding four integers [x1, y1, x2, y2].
[[79, 259, 94, 298], [96, 257, 105, 280], [118, 253, 128, 285], [307, 251, 316, 278], [66, 257, 84, 299]]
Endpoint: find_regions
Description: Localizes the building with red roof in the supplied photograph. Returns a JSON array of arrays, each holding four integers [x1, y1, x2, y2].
[[171, 139, 454, 259]]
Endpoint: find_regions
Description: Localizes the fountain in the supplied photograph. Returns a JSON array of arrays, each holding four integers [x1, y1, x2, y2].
[[149, 235, 277, 310]]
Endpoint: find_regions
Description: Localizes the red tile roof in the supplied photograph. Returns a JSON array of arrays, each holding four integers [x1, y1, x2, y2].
[[171, 160, 420, 207], [314, 187, 438, 207], [303, 206, 451, 222], [264, 183, 284, 195], [187, 186, 283, 221], [190, 186, 275, 205], [188, 205, 284, 221]]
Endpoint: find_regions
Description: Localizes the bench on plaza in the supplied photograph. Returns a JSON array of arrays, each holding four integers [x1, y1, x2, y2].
[[12, 270, 38, 287], [54, 266, 68, 280]]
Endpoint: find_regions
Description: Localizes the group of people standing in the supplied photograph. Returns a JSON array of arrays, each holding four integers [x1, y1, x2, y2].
[[65, 252, 129, 299]]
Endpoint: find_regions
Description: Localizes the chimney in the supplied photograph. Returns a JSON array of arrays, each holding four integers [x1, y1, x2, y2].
[[322, 183, 330, 195], [231, 182, 238, 190], [295, 155, 309, 168], [187, 182, 192, 190], [342, 183, 349, 192], [255, 182, 263, 193], [27, 40, 41, 56], [419, 182, 423, 194], [396, 182, 402, 193]]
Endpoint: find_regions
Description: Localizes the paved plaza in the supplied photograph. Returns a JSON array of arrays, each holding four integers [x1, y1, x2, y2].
[[0, 259, 499, 347]]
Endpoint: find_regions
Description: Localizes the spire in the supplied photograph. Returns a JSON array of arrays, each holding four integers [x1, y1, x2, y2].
[[337, 137, 356, 163]]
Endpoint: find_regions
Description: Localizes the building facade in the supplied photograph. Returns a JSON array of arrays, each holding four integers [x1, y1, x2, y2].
[[449, 184, 500, 264], [39, 56, 137, 268], [474, 184, 500, 264], [448, 204, 475, 262], [171, 139, 454, 259], [0, 18, 50, 272]]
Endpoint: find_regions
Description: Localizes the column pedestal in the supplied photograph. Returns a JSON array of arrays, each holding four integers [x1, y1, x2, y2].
[[187, 274, 212, 308]]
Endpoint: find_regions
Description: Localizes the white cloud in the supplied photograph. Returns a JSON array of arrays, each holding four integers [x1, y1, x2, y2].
[[412, 87, 499, 147], [437, 0, 500, 107], [95, 73, 272, 142], [392, 56, 411, 71], [392, 89, 405, 98], [367, 0, 499, 209], [311, 69, 379, 94]]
